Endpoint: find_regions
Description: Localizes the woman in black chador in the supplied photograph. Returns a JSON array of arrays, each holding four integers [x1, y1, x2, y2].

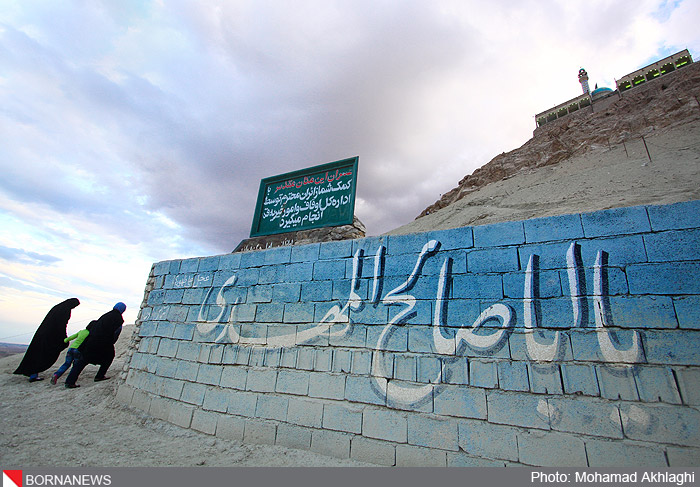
[[14, 298, 81, 382], [64, 302, 125, 388]]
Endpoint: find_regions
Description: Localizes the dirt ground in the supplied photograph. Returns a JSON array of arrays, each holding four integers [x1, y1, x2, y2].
[[0, 326, 372, 467]]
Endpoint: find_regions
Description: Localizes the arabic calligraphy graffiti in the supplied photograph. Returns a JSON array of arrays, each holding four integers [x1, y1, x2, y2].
[[195, 239, 642, 404]]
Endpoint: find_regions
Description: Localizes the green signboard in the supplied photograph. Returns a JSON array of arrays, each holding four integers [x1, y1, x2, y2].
[[250, 156, 359, 237]]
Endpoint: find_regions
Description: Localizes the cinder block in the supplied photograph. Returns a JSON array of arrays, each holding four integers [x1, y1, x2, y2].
[[363, 408, 407, 443], [619, 403, 700, 447], [283, 303, 315, 323], [447, 453, 507, 467], [331, 349, 352, 373], [227, 391, 258, 417], [314, 349, 332, 372], [498, 361, 530, 392], [517, 430, 587, 467], [172, 323, 196, 340], [474, 220, 525, 248], [253, 303, 284, 323], [192, 409, 219, 435], [329, 323, 366, 348], [168, 401, 195, 428], [291, 243, 320, 263], [154, 260, 174, 276], [528, 363, 563, 394], [148, 396, 173, 421], [301, 280, 333, 302], [548, 396, 623, 438], [581, 205, 651, 237], [276, 369, 310, 396], [320, 240, 353, 259], [218, 253, 240, 270], [313, 259, 347, 281], [585, 438, 668, 467], [466, 247, 520, 273], [524, 213, 584, 243], [452, 274, 504, 300], [175, 360, 199, 382], [675, 368, 700, 405], [608, 296, 678, 329], [627, 262, 700, 295], [643, 330, 700, 366], [597, 365, 639, 400], [396, 445, 447, 467], [417, 356, 442, 384], [310, 429, 351, 459], [279, 348, 298, 368], [645, 229, 700, 262], [246, 368, 277, 393], [179, 258, 199, 273], [197, 364, 223, 386], [271, 282, 301, 302], [560, 363, 599, 396], [216, 415, 245, 441], [633, 366, 682, 403], [323, 402, 363, 433], [407, 414, 458, 451], [175, 341, 201, 362], [296, 347, 316, 369], [579, 234, 648, 266], [470, 360, 499, 389], [287, 397, 324, 428], [386, 233, 433, 256], [255, 394, 288, 422], [345, 375, 386, 406], [458, 418, 519, 461], [220, 365, 247, 390], [309, 372, 346, 400], [156, 357, 178, 378], [504, 269, 562, 299], [667, 446, 700, 467], [284, 262, 314, 282], [427, 226, 474, 251], [164, 289, 185, 304], [443, 358, 469, 385], [487, 390, 550, 430], [674, 296, 700, 329], [350, 350, 372, 375], [366, 326, 407, 352], [393, 354, 417, 382], [203, 387, 232, 413], [160, 377, 185, 399], [433, 384, 486, 419], [180, 381, 207, 405], [276, 423, 312, 450], [157, 338, 179, 358], [351, 437, 396, 466], [647, 200, 700, 231], [243, 418, 277, 445]]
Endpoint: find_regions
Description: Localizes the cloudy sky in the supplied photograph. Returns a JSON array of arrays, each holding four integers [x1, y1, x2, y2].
[[1, 0, 699, 344]]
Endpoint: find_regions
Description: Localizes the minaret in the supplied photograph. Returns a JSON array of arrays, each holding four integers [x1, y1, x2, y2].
[[578, 68, 590, 95]]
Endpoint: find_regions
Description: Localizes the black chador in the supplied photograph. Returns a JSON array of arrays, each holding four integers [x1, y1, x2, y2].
[[14, 298, 80, 380]]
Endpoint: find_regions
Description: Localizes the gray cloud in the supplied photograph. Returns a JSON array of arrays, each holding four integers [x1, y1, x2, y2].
[[0, 246, 61, 266], [1, 1, 698, 258]]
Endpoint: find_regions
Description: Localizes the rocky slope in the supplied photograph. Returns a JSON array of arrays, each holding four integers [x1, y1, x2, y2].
[[390, 60, 700, 235]]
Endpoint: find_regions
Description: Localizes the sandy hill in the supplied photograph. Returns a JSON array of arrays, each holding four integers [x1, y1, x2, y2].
[[389, 60, 700, 236]]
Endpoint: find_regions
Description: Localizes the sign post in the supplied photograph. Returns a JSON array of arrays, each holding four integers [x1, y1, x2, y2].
[[249, 156, 359, 238]]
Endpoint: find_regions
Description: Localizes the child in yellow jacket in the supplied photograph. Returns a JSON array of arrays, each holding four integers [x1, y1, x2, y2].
[[51, 327, 90, 385]]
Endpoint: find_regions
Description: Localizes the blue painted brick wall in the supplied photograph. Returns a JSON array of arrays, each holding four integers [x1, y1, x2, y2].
[[124, 199, 700, 467]]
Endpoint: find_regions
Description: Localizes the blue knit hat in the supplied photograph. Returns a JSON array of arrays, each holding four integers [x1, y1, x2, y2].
[[114, 302, 127, 314]]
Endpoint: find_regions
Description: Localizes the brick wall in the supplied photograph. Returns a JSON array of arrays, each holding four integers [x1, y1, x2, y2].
[[117, 200, 700, 466]]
